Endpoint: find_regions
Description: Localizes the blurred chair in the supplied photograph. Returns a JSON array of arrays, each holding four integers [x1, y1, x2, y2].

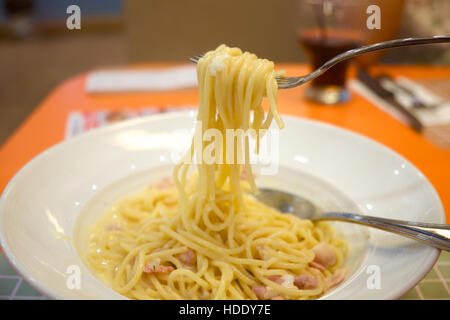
[[123, 0, 304, 62]]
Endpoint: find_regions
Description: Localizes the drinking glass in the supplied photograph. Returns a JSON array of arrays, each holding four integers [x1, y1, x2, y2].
[[298, 0, 367, 104]]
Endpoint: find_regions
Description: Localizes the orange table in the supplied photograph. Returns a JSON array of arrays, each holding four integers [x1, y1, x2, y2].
[[0, 64, 449, 223]]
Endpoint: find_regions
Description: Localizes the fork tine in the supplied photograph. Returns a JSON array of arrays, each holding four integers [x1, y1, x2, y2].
[[275, 78, 291, 84], [276, 76, 304, 89], [275, 77, 294, 84], [189, 54, 205, 63]]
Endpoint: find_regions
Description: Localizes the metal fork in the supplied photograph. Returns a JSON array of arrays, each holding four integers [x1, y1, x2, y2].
[[190, 36, 450, 89]]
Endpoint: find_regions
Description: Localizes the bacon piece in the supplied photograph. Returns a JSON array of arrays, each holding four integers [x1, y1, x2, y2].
[[144, 264, 174, 274], [105, 224, 121, 232], [143, 259, 174, 274], [151, 177, 173, 190], [256, 245, 267, 260], [326, 268, 346, 289], [252, 285, 281, 300], [294, 274, 318, 290], [267, 275, 284, 285], [240, 166, 249, 180], [241, 166, 247, 180], [254, 275, 295, 300], [240, 166, 256, 180], [177, 249, 195, 266], [309, 261, 326, 271], [312, 242, 336, 269], [148, 265, 174, 273], [252, 285, 267, 299]]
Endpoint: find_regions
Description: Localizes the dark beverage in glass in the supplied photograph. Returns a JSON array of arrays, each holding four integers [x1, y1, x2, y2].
[[296, 0, 366, 104], [299, 29, 360, 104]]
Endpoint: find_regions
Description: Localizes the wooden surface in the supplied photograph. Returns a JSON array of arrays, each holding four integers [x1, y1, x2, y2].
[[0, 63, 449, 222]]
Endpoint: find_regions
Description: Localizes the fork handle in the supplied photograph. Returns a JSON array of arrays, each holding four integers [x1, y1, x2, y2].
[[300, 36, 450, 86], [315, 212, 450, 251]]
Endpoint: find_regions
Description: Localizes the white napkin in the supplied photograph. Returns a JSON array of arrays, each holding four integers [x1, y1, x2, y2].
[[350, 77, 450, 127], [350, 77, 450, 149], [86, 65, 198, 93], [393, 77, 450, 127]]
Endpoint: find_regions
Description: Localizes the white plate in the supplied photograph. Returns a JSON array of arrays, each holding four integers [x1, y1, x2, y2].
[[0, 111, 444, 300]]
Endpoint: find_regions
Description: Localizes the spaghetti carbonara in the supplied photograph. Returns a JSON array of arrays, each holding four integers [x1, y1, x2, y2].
[[87, 45, 347, 300]]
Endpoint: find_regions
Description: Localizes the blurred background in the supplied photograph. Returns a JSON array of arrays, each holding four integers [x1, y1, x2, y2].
[[0, 0, 449, 145]]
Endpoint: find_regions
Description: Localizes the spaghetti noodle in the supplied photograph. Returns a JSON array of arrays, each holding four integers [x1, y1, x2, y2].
[[87, 45, 347, 300]]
